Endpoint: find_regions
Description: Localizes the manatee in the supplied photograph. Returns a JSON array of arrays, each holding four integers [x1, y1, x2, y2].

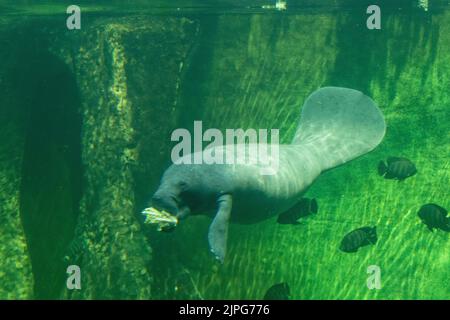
[[146, 87, 386, 262]]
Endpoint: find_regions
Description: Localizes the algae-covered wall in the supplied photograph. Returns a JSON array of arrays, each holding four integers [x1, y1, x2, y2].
[[61, 17, 198, 299], [0, 2, 448, 299], [0, 20, 34, 299], [0, 15, 198, 299]]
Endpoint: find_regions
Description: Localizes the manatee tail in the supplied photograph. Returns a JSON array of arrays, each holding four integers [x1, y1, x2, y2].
[[292, 87, 386, 171]]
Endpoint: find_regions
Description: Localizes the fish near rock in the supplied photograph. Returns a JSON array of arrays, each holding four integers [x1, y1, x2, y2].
[[263, 282, 290, 300], [340, 226, 378, 253], [378, 157, 417, 181], [277, 198, 318, 225], [418, 203, 449, 232]]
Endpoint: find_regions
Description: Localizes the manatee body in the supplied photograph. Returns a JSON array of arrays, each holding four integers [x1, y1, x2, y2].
[[149, 87, 386, 262]]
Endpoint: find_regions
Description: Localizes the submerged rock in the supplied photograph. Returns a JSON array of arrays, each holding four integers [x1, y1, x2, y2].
[[51, 17, 199, 299]]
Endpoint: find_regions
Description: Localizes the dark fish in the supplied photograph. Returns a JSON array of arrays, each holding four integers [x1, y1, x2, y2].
[[418, 203, 449, 232], [263, 282, 290, 300], [340, 226, 377, 253], [277, 198, 318, 225], [378, 157, 417, 181]]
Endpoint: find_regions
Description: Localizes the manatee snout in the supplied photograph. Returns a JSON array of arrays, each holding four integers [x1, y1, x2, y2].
[[150, 192, 179, 217]]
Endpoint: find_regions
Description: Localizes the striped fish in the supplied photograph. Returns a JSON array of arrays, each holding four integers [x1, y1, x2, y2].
[[340, 226, 377, 253]]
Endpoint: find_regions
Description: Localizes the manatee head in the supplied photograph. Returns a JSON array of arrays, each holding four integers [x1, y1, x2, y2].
[[150, 191, 179, 216], [150, 166, 190, 218]]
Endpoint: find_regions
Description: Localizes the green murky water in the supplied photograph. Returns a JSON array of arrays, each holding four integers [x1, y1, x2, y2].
[[0, 0, 448, 299]]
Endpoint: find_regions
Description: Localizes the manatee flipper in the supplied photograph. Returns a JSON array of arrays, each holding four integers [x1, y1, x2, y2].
[[208, 194, 232, 263], [292, 87, 386, 171]]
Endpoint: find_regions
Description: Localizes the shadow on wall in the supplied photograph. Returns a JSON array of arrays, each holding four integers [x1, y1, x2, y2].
[[17, 51, 83, 299]]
